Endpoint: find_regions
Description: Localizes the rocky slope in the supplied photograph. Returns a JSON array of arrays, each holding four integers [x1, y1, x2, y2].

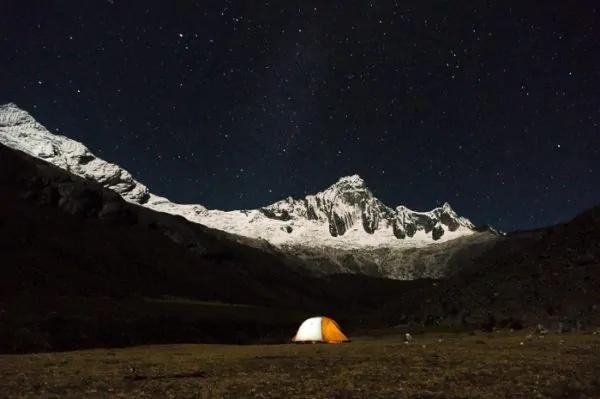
[[0, 102, 499, 278], [378, 206, 600, 330]]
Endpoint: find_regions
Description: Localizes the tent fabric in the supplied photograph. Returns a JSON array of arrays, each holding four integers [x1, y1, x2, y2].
[[291, 316, 350, 344]]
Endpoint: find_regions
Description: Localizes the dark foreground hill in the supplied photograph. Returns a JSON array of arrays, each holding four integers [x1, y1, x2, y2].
[[380, 205, 600, 330]]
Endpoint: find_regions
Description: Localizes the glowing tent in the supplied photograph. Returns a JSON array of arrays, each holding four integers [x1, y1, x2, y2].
[[291, 316, 350, 344]]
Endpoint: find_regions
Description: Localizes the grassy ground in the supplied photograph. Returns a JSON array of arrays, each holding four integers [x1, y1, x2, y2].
[[1, 331, 599, 398]]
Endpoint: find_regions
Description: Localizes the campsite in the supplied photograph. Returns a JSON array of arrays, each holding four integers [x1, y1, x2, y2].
[[2, 329, 599, 398]]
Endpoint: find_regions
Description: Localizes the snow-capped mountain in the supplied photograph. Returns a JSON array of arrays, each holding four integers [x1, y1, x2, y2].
[[0, 103, 498, 278], [189, 175, 475, 249]]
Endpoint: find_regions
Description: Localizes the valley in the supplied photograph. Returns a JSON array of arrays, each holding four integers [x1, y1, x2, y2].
[[0, 104, 599, 397]]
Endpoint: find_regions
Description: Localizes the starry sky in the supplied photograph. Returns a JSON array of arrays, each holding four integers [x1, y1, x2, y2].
[[1, 0, 598, 232]]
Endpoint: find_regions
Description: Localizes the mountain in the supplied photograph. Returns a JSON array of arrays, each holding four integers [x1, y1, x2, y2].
[[0, 102, 475, 246], [199, 174, 475, 247], [0, 103, 499, 279]]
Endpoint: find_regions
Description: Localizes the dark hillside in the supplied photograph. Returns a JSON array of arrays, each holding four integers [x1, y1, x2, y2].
[[380, 205, 600, 330]]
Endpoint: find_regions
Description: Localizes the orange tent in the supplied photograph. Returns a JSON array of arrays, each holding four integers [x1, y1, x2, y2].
[[291, 316, 350, 344]]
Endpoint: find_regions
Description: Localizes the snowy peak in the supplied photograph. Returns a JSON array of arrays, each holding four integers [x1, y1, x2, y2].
[[392, 202, 474, 241], [330, 174, 367, 190], [0, 103, 150, 204], [259, 174, 389, 238], [320, 174, 378, 208], [258, 174, 474, 242]]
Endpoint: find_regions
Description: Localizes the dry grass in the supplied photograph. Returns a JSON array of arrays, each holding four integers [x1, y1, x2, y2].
[[1, 331, 599, 398]]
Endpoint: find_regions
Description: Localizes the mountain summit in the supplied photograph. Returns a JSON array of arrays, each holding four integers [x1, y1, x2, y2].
[[0, 103, 477, 251], [253, 174, 474, 246]]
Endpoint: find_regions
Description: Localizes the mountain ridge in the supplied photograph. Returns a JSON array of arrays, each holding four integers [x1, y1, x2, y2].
[[0, 103, 152, 204], [0, 102, 483, 252], [0, 102, 507, 279]]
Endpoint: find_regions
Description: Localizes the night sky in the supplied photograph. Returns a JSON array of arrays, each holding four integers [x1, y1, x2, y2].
[[1, 1, 599, 232]]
